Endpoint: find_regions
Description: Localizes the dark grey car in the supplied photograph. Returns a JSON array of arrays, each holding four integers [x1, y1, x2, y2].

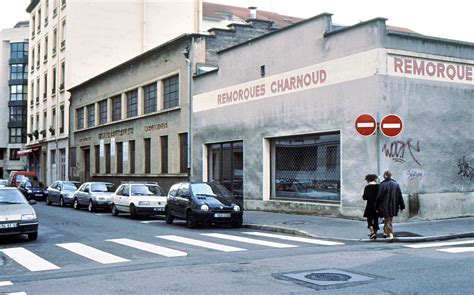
[[0, 187, 38, 240], [46, 181, 82, 207]]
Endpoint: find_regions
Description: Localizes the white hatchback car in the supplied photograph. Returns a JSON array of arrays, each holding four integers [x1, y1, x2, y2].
[[111, 183, 167, 218]]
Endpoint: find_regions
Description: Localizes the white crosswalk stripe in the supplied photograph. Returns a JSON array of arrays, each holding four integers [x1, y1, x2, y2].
[[107, 238, 187, 257], [0, 281, 13, 287], [243, 232, 345, 246], [157, 235, 247, 252], [5, 292, 27, 295], [0, 248, 60, 272], [403, 239, 474, 249], [56, 243, 130, 264], [436, 247, 474, 253], [201, 233, 298, 248]]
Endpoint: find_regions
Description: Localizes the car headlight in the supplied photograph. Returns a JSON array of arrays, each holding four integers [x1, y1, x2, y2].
[[200, 204, 209, 211], [233, 205, 241, 212], [138, 201, 150, 206], [21, 213, 37, 221], [27, 189, 32, 193]]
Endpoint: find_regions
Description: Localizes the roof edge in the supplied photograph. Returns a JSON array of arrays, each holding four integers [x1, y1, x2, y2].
[[26, 0, 40, 13], [387, 30, 474, 47], [324, 17, 388, 37]]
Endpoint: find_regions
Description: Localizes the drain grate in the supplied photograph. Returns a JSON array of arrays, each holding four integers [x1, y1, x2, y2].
[[273, 268, 389, 290]]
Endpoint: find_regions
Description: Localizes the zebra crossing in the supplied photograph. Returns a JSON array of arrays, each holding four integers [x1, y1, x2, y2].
[[0, 232, 344, 273], [402, 239, 474, 254]]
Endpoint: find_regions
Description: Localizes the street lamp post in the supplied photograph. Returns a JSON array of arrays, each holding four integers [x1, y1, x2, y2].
[[182, 45, 192, 177]]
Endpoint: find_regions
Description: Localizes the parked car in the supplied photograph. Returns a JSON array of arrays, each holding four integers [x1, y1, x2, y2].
[[46, 181, 82, 207], [166, 182, 243, 229], [8, 171, 38, 187], [111, 182, 167, 219], [18, 180, 47, 201], [0, 187, 38, 240], [73, 182, 116, 212]]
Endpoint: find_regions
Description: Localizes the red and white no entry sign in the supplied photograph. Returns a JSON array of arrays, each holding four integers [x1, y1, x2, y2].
[[355, 114, 377, 136], [380, 114, 403, 137]]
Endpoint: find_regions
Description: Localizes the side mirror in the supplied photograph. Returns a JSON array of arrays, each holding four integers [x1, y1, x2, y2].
[[29, 200, 37, 205]]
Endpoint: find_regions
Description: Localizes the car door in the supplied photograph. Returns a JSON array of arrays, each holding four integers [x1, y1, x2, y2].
[[114, 185, 127, 211], [49, 182, 59, 202], [166, 183, 180, 216], [175, 183, 191, 219], [79, 184, 90, 205]]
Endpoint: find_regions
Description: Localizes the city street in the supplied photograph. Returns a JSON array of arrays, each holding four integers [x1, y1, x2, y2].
[[0, 203, 472, 294]]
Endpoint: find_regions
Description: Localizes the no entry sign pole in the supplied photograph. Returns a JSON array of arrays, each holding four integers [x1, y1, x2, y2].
[[376, 112, 381, 178]]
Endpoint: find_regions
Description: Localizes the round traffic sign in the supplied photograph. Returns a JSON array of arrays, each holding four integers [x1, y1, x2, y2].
[[355, 114, 377, 136], [380, 114, 403, 137]]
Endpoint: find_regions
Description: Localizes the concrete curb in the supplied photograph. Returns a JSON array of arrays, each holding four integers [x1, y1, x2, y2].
[[243, 223, 474, 243]]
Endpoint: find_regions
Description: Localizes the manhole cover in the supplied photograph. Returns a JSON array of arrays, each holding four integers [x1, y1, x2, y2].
[[273, 268, 390, 290]]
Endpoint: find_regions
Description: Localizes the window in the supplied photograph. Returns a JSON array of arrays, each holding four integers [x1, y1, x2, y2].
[[143, 83, 157, 114], [95, 145, 100, 173], [70, 147, 76, 168], [43, 111, 47, 131], [31, 16, 35, 37], [179, 133, 188, 173], [30, 81, 34, 103], [59, 105, 64, 133], [112, 95, 121, 121], [76, 108, 84, 129], [10, 64, 28, 80], [52, 67, 57, 94], [105, 144, 110, 174], [163, 75, 179, 109], [116, 142, 123, 174], [10, 149, 20, 161], [61, 19, 66, 48], [87, 104, 95, 128], [99, 100, 107, 124], [37, 9, 41, 31], [44, 36, 48, 62], [126, 89, 138, 118], [144, 138, 151, 174], [10, 42, 28, 59], [161, 136, 168, 173], [60, 149, 66, 179], [9, 128, 26, 144], [129, 140, 135, 174], [60, 61, 65, 90], [9, 106, 26, 123], [36, 78, 40, 102], [31, 47, 35, 71], [208, 141, 243, 199], [51, 108, 56, 130], [10, 85, 28, 101], [36, 43, 40, 67], [271, 132, 341, 202], [51, 150, 56, 165], [52, 28, 57, 55], [43, 72, 48, 98]]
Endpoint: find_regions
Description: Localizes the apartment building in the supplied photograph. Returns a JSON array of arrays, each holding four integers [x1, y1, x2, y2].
[[0, 22, 29, 179], [25, 0, 202, 185]]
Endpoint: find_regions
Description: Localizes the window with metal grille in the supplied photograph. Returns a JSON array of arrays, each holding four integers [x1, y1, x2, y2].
[[143, 83, 157, 114], [126, 89, 138, 118], [99, 100, 107, 124], [87, 104, 95, 128], [271, 132, 340, 202], [163, 75, 179, 109], [76, 108, 84, 129], [112, 95, 121, 121]]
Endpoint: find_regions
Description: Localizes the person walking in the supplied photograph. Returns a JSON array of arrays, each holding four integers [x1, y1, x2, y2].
[[362, 174, 380, 240], [375, 171, 405, 242]]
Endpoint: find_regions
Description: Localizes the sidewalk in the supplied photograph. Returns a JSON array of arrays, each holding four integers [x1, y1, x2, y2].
[[243, 211, 474, 242]]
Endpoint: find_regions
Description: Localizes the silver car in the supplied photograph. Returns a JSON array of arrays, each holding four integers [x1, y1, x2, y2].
[[72, 182, 116, 212], [0, 187, 38, 240]]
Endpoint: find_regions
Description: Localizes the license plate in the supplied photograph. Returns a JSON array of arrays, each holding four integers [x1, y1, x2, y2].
[[35, 194, 43, 196], [0, 223, 17, 229], [153, 207, 165, 211], [214, 213, 231, 218]]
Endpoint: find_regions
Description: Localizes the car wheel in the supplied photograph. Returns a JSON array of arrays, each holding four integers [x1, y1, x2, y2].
[[232, 216, 243, 228], [111, 204, 119, 216], [165, 208, 174, 224], [186, 211, 197, 229], [73, 198, 81, 210], [59, 197, 65, 207], [88, 200, 96, 212], [130, 204, 138, 219], [45, 195, 52, 206], [28, 232, 38, 241]]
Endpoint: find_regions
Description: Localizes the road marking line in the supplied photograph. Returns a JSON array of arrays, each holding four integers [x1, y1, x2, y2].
[[5, 292, 27, 295], [140, 220, 162, 224], [56, 243, 129, 264], [0, 248, 60, 272], [201, 233, 298, 248], [382, 123, 401, 129], [107, 238, 187, 257], [403, 239, 474, 249], [157, 235, 246, 252], [357, 122, 375, 128], [0, 281, 13, 286], [436, 247, 474, 253], [243, 232, 345, 246]]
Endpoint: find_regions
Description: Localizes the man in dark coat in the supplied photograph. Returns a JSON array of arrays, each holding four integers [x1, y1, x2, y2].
[[375, 171, 405, 241]]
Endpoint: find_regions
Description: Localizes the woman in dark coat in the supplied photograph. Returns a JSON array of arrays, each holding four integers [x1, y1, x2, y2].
[[362, 174, 379, 240]]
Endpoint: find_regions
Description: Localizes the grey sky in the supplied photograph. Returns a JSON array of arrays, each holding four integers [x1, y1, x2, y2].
[[0, 0, 472, 43]]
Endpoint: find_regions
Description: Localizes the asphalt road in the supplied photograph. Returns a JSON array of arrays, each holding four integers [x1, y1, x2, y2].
[[0, 202, 473, 294]]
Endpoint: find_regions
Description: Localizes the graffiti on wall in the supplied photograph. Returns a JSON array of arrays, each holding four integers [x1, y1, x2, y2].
[[457, 156, 473, 180], [405, 169, 426, 181], [382, 139, 422, 166]]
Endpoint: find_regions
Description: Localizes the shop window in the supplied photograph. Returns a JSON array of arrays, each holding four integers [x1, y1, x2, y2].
[[271, 132, 340, 202]]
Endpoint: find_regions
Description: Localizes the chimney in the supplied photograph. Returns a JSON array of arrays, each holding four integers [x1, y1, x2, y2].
[[248, 6, 257, 19]]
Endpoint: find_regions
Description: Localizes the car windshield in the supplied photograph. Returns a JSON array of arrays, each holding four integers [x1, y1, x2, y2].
[[63, 182, 80, 191], [16, 175, 34, 183], [191, 183, 233, 198], [131, 184, 165, 196], [0, 190, 26, 204], [91, 183, 116, 192]]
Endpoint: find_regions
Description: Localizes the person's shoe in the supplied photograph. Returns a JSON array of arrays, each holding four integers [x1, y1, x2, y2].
[[383, 234, 389, 238], [370, 233, 377, 240]]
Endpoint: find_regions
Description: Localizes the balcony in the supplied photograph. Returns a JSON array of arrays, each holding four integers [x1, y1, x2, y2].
[[43, 93, 47, 100], [53, 8, 57, 18], [61, 0, 66, 9], [52, 47, 57, 56], [36, 60, 40, 69], [44, 17, 48, 26], [43, 54, 48, 63], [59, 127, 64, 134], [30, 64, 34, 72], [59, 83, 64, 92], [60, 40, 66, 50]]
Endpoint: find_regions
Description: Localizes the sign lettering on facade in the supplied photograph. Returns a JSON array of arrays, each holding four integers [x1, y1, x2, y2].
[[98, 127, 134, 139], [144, 122, 168, 132]]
